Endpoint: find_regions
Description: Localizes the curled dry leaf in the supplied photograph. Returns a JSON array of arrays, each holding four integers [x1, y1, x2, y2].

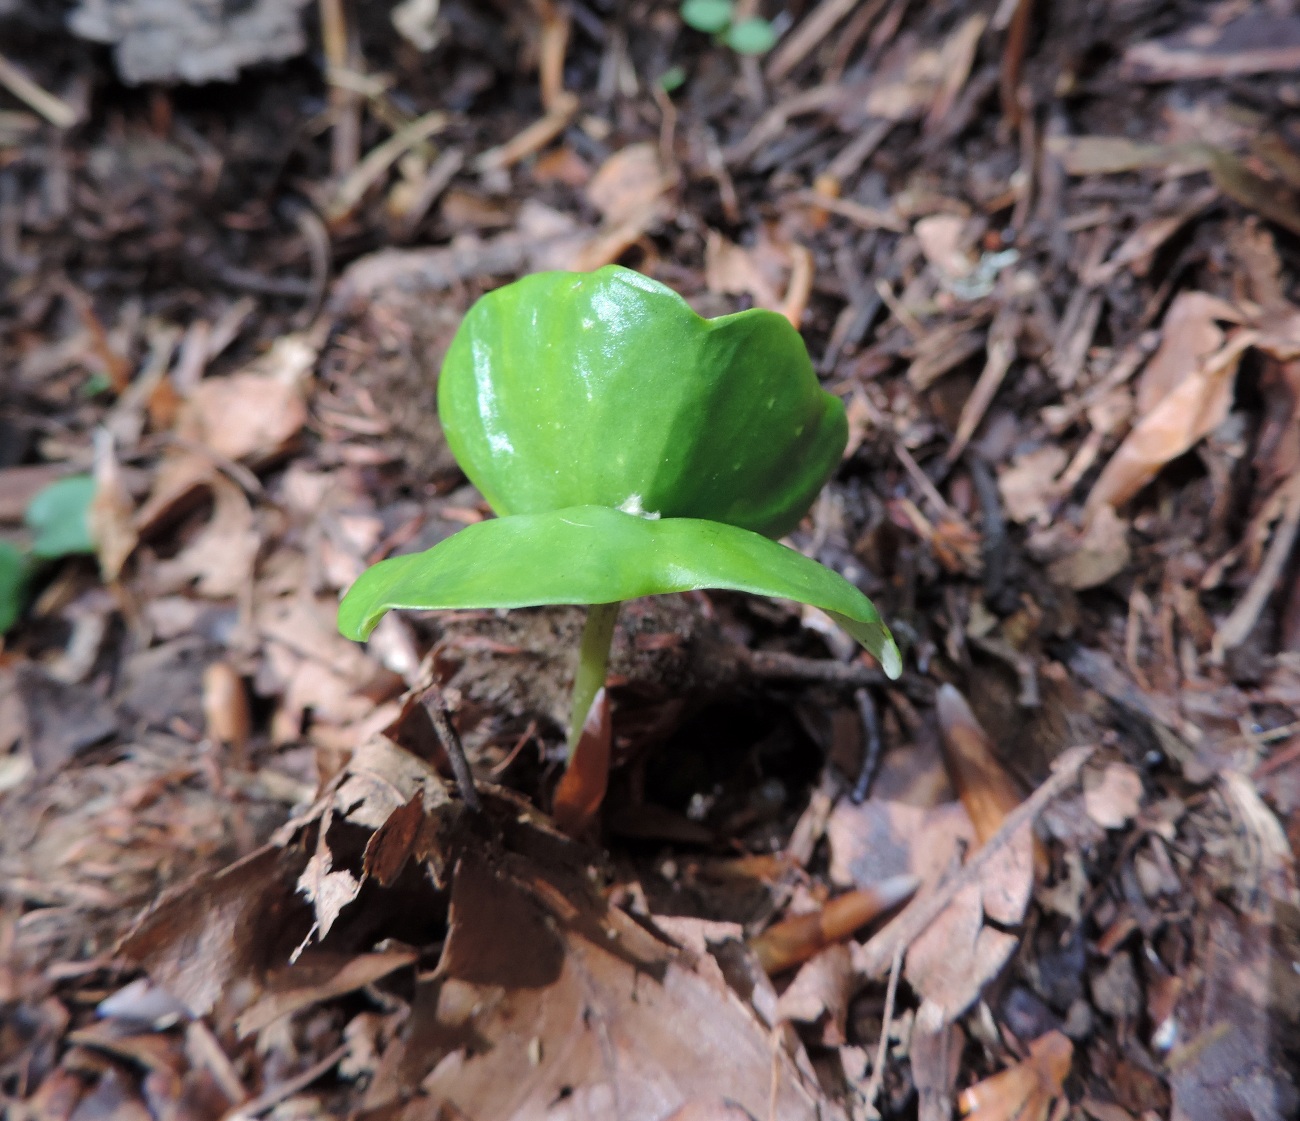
[[775, 944, 854, 1045], [88, 428, 137, 581], [410, 850, 836, 1120], [153, 476, 259, 598], [1082, 762, 1143, 830], [997, 446, 1068, 526], [704, 230, 783, 312], [958, 1030, 1072, 1121], [176, 332, 315, 464], [915, 213, 974, 282], [1134, 292, 1241, 415], [236, 948, 418, 1038], [1085, 328, 1257, 516], [1047, 504, 1131, 590], [571, 143, 674, 271], [202, 661, 251, 762]]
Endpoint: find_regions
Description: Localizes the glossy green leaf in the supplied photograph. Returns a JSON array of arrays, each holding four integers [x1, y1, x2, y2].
[[725, 18, 777, 54], [0, 542, 28, 634], [26, 475, 96, 559], [339, 506, 901, 678], [680, 0, 733, 34], [438, 265, 847, 540]]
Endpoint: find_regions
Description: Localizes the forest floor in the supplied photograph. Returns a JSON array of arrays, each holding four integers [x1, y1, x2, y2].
[[2, 1, 1300, 1119]]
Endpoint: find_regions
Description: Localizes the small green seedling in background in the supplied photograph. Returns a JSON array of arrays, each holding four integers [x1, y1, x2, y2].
[[680, 0, 777, 55], [0, 475, 97, 635], [338, 265, 900, 758], [27, 475, 97, 558]]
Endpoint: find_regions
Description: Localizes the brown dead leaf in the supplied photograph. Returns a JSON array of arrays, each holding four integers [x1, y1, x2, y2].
[[88, 429, 137, 581], [361, 791, 428, 886], [704, 231, 783, 312], [132, 451, 216, 537], [176, 333, 314, 463], [828, 781, 1033, 1022], [935, 685, 1026, 851], [775, 944, 854, 1046], [117, 844, 312, 1017], [905, 878, 1022, 1024], [586, 142, 670, 225], [1135, 292, 1241, 416], [334, 734, 450, 831], [297, 844, 363, 943], [565, 143, 674, 272], [1047, 505, 1131, 590], [236, 948, 418, 1037], [152, 476, 259, 598], [915, 213, 974, 282], [958, 1030, 1072, 1121], [258, 594, 390, 731], [998, 446, 1067, 526], [202, 661, 250, 763], [408, 848, 836, 1121], [1085, 330, 1256, 516], [1083, 762, 1143, 830]]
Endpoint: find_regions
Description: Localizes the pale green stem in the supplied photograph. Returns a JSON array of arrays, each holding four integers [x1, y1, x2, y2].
[[568, 600, 621, 757]]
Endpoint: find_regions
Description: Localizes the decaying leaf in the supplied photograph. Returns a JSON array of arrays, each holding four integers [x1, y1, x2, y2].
[[151, 476, 259, 598], [1083, 762, 1143, 830], [175, 333, 315, 464], [1085, 329, 1257, 516], [117, 844, 313, 1017], [704, 230, 784, 311], [998, 446, 1068, 526], [958, 1030, 1072, 1121], [88, 428, 137, 581], [411, 850, 836, 1121], [1134, 292, 1241, 416], [1047, 504, 1131, 590], [915, 213, 974, 283]]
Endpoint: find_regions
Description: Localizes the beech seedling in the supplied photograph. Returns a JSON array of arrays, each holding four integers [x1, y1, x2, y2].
[[338, 265, 900, 752]]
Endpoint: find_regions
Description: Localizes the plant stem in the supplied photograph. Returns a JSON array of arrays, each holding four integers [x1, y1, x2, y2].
[[568, 600, 620, 756]]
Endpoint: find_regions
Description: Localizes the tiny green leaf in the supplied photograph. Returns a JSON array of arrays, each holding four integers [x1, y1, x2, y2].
[[339, 506, 901, 678], [680, 0, 733, 34], [439, 265, 846, 540], [658, 64, 687, 93], [25, 475, 96, 559], [0, 542, 28, 634], [725, 17, 777, 55]]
